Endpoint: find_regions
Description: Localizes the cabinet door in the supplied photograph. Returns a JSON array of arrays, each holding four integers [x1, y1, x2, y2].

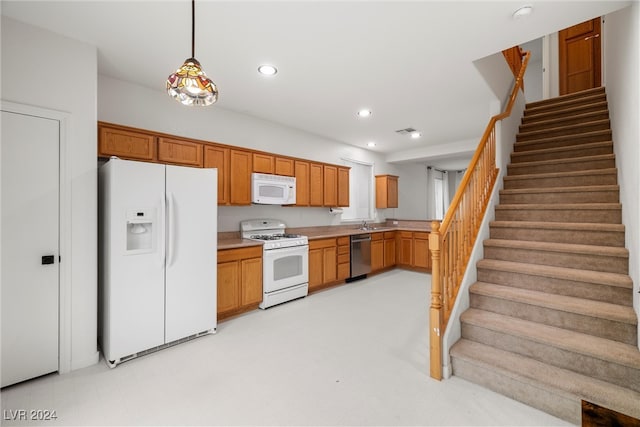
[[337, 263, 350, 281], [204, 145, 230, 205], [230, 150, 252, 205], [253, 153, 274, 174], [337, 167, 350, 207], [295, 161, 310, 206], [275, 157, 295, 176], [413, 234, 430, 269], [384, 238, 396, 267], [323, 246, 337, 284], [309, 163, 324, 207], [98, 125, 156, 161], [397, 232, 413, 266], [323, 165, 338, 206], [371, 239, 384, 271], [217, 261, 240, 314], [388, 176, 399, 208], [308, 248, 324, 289], [241, 257, 263, 306], [157, 137, 203, 167]]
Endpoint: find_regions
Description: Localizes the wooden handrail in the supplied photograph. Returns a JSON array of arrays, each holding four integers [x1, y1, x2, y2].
[[429, 51, 530, 380]]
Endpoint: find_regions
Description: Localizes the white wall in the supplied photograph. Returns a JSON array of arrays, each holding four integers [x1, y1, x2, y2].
[[1, 17, 99, 370], [98, 76, 427, 231], [603, 3, 640, 342]]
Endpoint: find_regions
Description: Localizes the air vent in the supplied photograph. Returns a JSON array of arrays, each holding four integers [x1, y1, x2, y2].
[[395, 128, 417, 135]]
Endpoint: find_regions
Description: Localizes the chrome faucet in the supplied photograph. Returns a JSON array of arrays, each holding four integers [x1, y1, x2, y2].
[[361, 220, 368, 230]]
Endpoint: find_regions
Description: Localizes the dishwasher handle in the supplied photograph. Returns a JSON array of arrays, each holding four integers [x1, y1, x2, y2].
[[351, 234, 371, 242]]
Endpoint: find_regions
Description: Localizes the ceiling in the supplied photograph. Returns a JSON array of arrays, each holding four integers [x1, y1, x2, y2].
[[1, 1, 630, 168]]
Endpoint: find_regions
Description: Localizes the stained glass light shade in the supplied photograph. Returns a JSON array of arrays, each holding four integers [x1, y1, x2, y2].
[[166, 58, 218, 106]]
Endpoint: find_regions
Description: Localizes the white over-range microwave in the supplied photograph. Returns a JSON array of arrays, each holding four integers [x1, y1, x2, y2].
[[251, 173, 296, 205]]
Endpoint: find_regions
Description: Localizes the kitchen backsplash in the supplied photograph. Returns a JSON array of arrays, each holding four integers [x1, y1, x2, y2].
[[218, 205, 384, 232]]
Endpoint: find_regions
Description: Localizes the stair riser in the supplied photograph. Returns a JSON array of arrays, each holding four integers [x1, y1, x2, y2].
[[499, 190, 619, 204], [524, 95, 607, 116], [519, 111, 610, 132], [483, 245, 628, 274], [494, 208, 622, 224], [507, 158, 616, 175], [503, 174, 618, 189], [513, 132, 612, 152], [489, 225, 625, 247], [469, 293, 637, 345], [476, 267, 632, 306], [461, 324, 640, 393], [451, 356, 579, 424], [525, 88, 605, 109], [522, 103, 608, 125], [511, 144, 613, 163], [517, 121, 610, 142]]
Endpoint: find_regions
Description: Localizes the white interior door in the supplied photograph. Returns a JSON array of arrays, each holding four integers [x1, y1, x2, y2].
[[1, 111, 60, 387], [164, 166, 217, 342]]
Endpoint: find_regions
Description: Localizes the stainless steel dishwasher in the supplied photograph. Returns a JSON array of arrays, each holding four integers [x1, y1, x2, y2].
[[350, 233, 372, 279]]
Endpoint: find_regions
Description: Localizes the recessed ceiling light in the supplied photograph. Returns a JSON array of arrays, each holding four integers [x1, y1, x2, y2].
[[367, 142, 376, 147], [410, 131, 422, 139], [357, 109, 372, 118], [512, 5, 533, 19], [258, 64, 278, 75]]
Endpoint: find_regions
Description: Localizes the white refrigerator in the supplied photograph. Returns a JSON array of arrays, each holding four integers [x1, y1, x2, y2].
[[99, 158, 217, 367]]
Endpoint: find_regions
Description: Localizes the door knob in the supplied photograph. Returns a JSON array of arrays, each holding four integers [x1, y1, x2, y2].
[[41, 255, 55, 265]]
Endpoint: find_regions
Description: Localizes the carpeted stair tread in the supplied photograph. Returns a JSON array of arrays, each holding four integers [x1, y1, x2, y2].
[[503, 168, 617, 182], [470, 282, 637, 325], [522, 101, 609, 125], [476, 258, 632, 290], [517, 119, 610, 141], [525, 87, 605, 109], [499, 184, 619, 196], [512, 129, 612, 151], [524, 92, 607, 115], [510, 141, 613, 162], [450, 339, 640, 421], [519, 110, 610, 132], [507, 154, 615, 171], [484, 238, 628, 258], [461, 308, 640, 370]]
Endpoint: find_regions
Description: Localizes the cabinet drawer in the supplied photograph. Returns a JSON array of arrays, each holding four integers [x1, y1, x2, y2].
[[309, 238, 336, 250], [371, 232, 383, 241], [413, 232, 430, 240], [218, 246, 263, 263], [337, 236, 350, 245], [384, 231, 396, 239], [337, 245, 350, 255], [398, 231, 413, 239], [337, 253, 350, 264]]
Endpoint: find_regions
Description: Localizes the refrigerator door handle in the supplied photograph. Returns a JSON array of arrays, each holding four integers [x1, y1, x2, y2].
[[159, 192, 166, 267], [167, 191, 175, 267]]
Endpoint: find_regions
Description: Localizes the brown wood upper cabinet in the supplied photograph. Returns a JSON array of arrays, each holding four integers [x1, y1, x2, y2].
[[337, 167, 350, 207], [275, 157, 295, 176], [204, 145, 230, 205], [230, 149, 252, 205], [323, 165, 338, 207], [295, 160, 310, 206], [157, 137, 204, 167], [376, 175, 399, 208], [98, 123, 156, 161], [252, 153, 274, 174], [309, 163, 324, 206]]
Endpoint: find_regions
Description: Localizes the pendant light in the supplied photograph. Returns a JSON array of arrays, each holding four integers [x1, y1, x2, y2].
[[166, 0, 218, 106]]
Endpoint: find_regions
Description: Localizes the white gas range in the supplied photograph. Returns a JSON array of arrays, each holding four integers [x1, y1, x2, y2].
[[240, 219, 309, 309]]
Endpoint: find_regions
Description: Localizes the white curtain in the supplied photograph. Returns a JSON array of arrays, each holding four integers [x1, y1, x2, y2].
[[341, 158, 373, 221], [426, 166, 450, 220]]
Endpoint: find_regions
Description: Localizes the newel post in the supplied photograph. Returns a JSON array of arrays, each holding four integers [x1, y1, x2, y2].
[[429, 221, 443, 380]]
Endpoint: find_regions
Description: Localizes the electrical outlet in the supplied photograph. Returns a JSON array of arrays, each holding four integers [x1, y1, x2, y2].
[[393, 221, 398, 225]]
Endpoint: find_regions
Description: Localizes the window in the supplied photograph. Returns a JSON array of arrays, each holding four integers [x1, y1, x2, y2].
[[341, 158, 374, 221], [434, 175, 444, 220]]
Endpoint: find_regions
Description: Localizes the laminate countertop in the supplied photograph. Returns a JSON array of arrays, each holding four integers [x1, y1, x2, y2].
[[218, 220, 434, 250]]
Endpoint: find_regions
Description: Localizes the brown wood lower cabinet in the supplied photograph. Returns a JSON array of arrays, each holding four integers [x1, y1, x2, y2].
[[413, 232, 431, 270], [217, 246, 263, 319], [371, 233, 384, 272], [395, 231, 431, 272], [309, 238, 337, 291], [383, 232, 396, 268]]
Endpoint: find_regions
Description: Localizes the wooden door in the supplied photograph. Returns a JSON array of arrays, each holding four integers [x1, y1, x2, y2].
[[240, 257, 263, 306], [229, 150, 252, 205], [309, 163, 324, 206], [157, 137, 203, 167], [371, 239, 384, 271], [308, 248, 324, 289], [1, 111, 60, 387], [559, 18, 601, 95], [337, 167, 350, 207], [295, 161, 310, 206], [204, 145, 230, 205], [217, 261, 240, 314], [323, 165, 338, 206], [322, 246, 337, 283]]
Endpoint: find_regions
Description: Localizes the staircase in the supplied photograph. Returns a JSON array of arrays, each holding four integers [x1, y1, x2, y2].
[[449, 87, 640, 424]]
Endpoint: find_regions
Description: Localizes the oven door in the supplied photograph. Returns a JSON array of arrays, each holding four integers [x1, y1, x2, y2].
[[263, 245, 309, 293]]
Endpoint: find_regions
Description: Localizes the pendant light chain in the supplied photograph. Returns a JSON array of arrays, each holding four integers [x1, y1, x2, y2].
[[191, 0, 195, 59]]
